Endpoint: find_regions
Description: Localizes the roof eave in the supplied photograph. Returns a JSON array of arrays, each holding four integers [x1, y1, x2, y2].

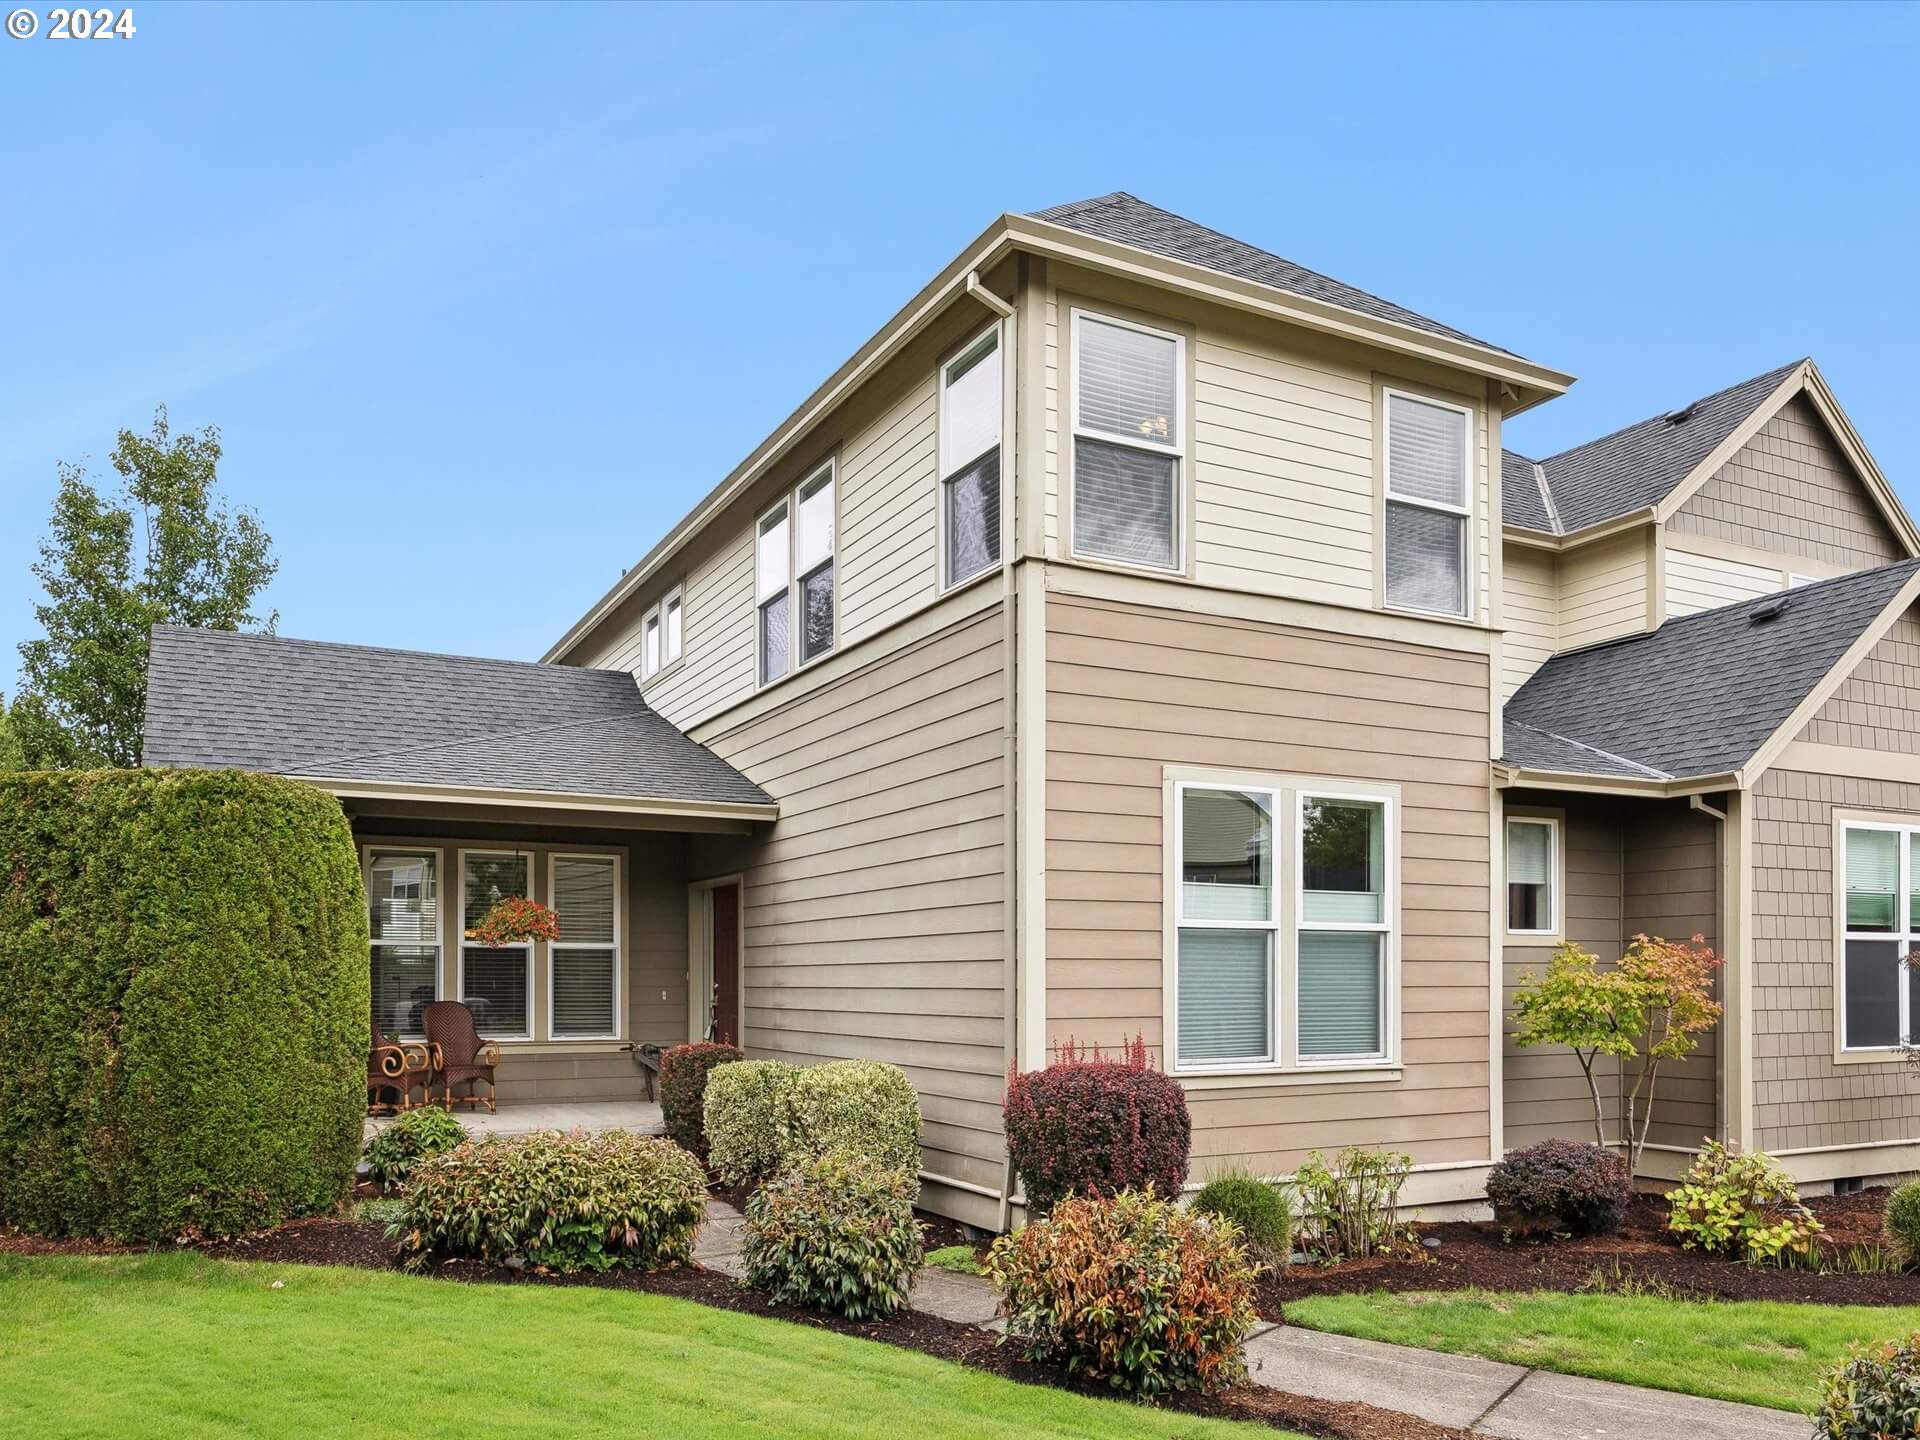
[[293, 774, 779, 824], [1502, 506, 1659, 551], [1492, 763, 1740, 798]]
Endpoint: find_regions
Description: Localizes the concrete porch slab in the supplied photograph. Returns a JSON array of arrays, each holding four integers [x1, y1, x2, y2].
[[364, 1100, 665, 1142]]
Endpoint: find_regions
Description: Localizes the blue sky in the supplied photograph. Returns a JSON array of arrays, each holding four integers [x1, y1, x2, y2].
[[4, 1, 1918, 692]]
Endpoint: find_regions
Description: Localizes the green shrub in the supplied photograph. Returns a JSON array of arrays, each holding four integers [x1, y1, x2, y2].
[[658, 1042, 743, 1157], [395, 1129, 706, 1274], [1666, 1140, 1822, 1264], [988, 1187, 1258, 1397], [784, 1060, 921, 1179], [1192, 1168, 1293, 1263], [1885, 1181, 1920, 1268], [362, 1108, 467, 1185], [1486, 1138, 1632, 1238], [1816, 1331, 1920, 1438], [0, 768, 367, 1240], [742, 1153, 924, 1319], [1295, 1146, 1417, 1261], [705, 1059, 798, 1187]]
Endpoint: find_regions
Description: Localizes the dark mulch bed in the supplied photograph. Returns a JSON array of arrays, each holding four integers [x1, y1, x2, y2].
[[1266, 1189, 1920, 1312]]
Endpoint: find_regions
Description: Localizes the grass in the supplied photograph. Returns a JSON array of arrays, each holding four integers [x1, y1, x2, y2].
[[924, 1243, 985, 1275], [1285, 1287, 1920, 1412], [0, 1254, 1294, 1439]]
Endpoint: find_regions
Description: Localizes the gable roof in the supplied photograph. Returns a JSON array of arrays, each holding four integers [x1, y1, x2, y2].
[[1501, 559, 1920, 783], [143, 626, 774, 813], [1028, 193, 1516, 356], [1502, 360, 1803, 536]]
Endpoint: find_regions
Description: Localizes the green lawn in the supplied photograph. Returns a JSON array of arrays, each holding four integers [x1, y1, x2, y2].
[[1286, 1288, 1920, 1412], [0, 1254, 1292, 1440]]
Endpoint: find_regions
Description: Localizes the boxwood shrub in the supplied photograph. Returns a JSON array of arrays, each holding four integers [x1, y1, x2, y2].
[[1003, 1045, 1190, 1214], [705, 1059, 799, 1187], [1191, 1167, 1293, 1263], [784, 1060, 921, 1179], [1885, 1180, 1920, 1268], [395, 1129, 706, 1273], [0, 768, 367, 1240], [658, 1041, 743, 1157], [743, 1152, 924, 1319]]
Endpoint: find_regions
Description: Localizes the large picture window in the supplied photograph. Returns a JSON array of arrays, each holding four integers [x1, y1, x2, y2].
[[460, 850, 533, 1040], [550, 853, 620, 1040], [1383, 389, 1471, 617], [1172, 777, 1395, 1073], [368, 848, 440, 1039], [1071, 310, 1184, 571], [1841, 823, 1920, 1051], [940, 325, 1002, 587]]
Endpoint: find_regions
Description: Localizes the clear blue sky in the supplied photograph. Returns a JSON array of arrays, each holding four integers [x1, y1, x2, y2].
[[4, 1, 1918, 693]]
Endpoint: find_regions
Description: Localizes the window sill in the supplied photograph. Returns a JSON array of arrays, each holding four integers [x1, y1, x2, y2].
[[1505, 929, 1563, 944], [1174, 1064, 1401, 1091], [1383, 601, 1477, 628], [1065, 548, 1188, 583], [1834, 1046, 1911, 1066]]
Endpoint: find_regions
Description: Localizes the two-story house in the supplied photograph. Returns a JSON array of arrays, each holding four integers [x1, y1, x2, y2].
[[145, 194, 1920, 1228]]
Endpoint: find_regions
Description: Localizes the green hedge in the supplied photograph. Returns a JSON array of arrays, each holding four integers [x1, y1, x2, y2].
[[0, 768, 368, 1239]]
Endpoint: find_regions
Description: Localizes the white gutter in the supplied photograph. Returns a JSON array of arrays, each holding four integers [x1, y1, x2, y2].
[[296, 774, 778, 823]]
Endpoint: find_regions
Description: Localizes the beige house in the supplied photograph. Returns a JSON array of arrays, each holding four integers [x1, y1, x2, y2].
[[146, 193, 1920, 1227]]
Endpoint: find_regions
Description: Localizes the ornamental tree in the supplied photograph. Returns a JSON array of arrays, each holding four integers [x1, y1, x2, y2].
[[1510, 941, 1641, 1151], [1619, 932, 1723, 1175]]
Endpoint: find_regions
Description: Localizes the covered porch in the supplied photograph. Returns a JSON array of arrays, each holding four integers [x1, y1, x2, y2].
[[365, 1099, 666, 1142]]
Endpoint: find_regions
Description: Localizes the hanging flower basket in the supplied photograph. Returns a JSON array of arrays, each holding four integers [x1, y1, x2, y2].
[[465, 896, 561, 947]]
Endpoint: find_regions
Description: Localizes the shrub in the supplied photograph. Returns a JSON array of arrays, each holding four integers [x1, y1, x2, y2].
[[1003, 1040, 1191, 1214], [0, 768, 366, 1240], [658, 1042, 743, 1157], [396, 1129, 706, 1274], [1816, 1332, 1920, 1439], [1486, 1139, 1632, 1238], [988, 1188, 1258, 1397], [742, 1153, 923, 1319], [705, 1059, 798, 1186], [362, 1108, 468, 1185], [1885, 1181, 1920, 1268], [784, 1060, 922, 1179], [1295, 1146, 1417, 1261], [1666, 1140, 1822, 1264], [1191, 1168, 1293, 1263], [925, 1243, 983, 1275]]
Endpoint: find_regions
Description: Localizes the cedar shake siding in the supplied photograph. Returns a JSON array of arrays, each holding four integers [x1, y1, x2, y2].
[[1670, 396, 1903, 570], [1800, 612, 1920, 753], [1044, 591, 1493, 1174], [686, 600, 1010, 1225]]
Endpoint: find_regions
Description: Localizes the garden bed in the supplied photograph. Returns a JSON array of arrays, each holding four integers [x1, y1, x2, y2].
[[1265, 1189, 1918, 1312]]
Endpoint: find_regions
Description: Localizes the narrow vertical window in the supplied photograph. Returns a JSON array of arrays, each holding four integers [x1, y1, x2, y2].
[[1175, 787, 1275, 1066], [550, 854, 619, 1040], [642, 610, 660, 678], [1298, 796, 1389, 1061], [1842, 825, 1906, 1050], [1384, 390, 1471, 616], [460, 851, 532, 1040], [1071, 311, 1183, 570], [795, 464, 834, 664], [1506, 816, 1559, 933], [940, 326, 1002, 587], [368, 849, 439, 1038], [663, 591, 683, 664], [757, 501, 790, 685]]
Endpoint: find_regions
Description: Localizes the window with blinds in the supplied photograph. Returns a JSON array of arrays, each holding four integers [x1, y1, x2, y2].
[[796, 465, 835, 664], [757, 501, 790, 684], [550, 854, 619, 1039], [941, 327, 1002, 587], [1506, 816, 1559, 934], [1384, 390, 1470, 617], [1172, 780, 1395, 1072], [1842, 824, 1915, 1051], [368, 848, 439, 1038], [460, 851, 532, 1039], [1071, 311, 1182, 571]]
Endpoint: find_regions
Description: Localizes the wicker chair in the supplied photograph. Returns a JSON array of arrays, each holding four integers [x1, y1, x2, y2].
[[367, 1020, 432, 1114], [422, 1000, 501, 1113]]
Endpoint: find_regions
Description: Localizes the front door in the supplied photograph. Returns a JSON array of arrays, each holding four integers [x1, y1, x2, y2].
[[708, 881, 741, 1045]]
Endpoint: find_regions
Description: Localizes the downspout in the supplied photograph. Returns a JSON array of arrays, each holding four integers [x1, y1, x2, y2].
[[1688, 793, 1729, 1144]]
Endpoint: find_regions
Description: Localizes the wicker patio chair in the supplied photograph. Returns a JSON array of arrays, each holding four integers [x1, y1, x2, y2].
[[367, 1019, 433, 1114], [422, 1000, 501, 1113]]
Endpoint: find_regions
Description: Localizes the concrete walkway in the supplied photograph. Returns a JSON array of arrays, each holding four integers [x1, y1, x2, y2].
[[691, 1198, 1808, 1439]]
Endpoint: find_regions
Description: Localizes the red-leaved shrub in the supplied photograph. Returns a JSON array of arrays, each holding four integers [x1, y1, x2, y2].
[[1003, 1037, 1190, 1215], [1486, 1138, 1632, 1237], [659, 1042, 743, 1158]]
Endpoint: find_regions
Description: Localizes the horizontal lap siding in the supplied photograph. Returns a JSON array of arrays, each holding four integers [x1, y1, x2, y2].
[[1045, 593, 1492, 1174], [1623, 801, 1720, 1150], [1670, 397, 1902, 569], [1664, 547, 1783, 618], [1502, 547, 1557, 699], [691, 605, 1009, 1197], [1558, 532, 1647, 651], [838, 372, 938, 643]]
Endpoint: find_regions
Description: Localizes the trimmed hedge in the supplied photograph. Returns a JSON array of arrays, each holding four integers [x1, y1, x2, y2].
[[1003, 1050, 1191, 1214], [0, 768, 368, 1239], [705, 1059, 798, 1187], [659, 1042, 743, 1157], [785, 1060, 921, 1179]]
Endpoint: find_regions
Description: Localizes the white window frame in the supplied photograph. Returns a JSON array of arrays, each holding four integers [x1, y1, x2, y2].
[[547, 851, 622, 1042], [638, 584, 684, 681], [1068, 307, 1186, 574], [755, 461, 837, 689], [641, 610, 661, 678], [938, 321, 1004, 591], [1504, 814, 1562, 939], [456, 848, 535, 1043], [662, 586, 683, 665], [1167, 772, 1399, 1079], [755, 496, 792, 688], [1838, 819, 1916, 1055], [1382, 386, 1475, 619], [364, 844, 444, 1041]]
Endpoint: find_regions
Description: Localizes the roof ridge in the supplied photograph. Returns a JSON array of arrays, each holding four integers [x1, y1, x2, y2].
[[1505, 719, 1672, 780], [300, 710, 641, 774], [151, 623, 629, 678], [1531, 460, 1564, 535], [1536, 358, 1804, 468]]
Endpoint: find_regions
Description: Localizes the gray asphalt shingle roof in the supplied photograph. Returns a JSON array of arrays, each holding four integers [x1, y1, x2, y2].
[[1028, 193, 1514, 356], [142, 626, 773, 809], [1502, 559, 1920, 781], [1501, 360, 1802, 535]]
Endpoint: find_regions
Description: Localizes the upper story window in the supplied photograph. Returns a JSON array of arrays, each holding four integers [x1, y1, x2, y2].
[[1384, 389, 1472, 617], [638, 585, 682, 680], [1841, 822, 1918, 1051], [941, 325, 1002, 587], [1505, 815, 1560, 935], [1071, 310, 1184, 572], [758, 462, 836, 687]]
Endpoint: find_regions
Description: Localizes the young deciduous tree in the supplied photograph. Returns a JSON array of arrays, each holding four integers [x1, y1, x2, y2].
[[1511, 941, 1641, 1151], [12, 408, 277, 769]]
